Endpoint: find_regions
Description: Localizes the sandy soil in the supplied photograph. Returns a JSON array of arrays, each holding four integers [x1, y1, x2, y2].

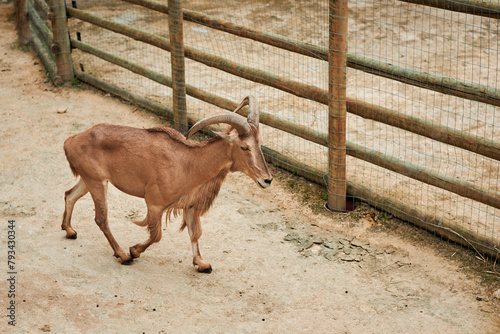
[[1, 3, 500, 333]]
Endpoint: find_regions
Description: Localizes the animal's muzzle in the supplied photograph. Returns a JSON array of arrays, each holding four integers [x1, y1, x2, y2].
[[258, 178, 273, 188]]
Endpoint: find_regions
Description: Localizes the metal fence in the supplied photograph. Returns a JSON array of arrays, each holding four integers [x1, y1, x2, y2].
[[20, 0, 500, 259]]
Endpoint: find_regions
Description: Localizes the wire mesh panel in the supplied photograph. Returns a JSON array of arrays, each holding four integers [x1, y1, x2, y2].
[[64, 0, 500, 256], [68, 0, 174, 108], [180, 0, 330, 177], [346, 1, 500, 254]]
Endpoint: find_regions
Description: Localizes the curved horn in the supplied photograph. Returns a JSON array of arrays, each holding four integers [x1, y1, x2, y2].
[[233, 96, 259, 128], [186, 112, 251, 139], [246, 96, 259, 127]]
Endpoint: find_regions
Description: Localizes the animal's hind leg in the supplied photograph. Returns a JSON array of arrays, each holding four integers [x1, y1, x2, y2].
[[184, 208, 212, 273], [87, 180, 132, 264], [61, 178, 88, 239], [129, 205, 163, 259]]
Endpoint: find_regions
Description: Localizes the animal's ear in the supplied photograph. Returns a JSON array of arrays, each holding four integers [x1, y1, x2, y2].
[[213, 131, 233, 142]]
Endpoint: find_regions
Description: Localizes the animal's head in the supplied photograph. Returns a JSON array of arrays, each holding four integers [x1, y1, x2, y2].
[[186, 96, 273, 189]]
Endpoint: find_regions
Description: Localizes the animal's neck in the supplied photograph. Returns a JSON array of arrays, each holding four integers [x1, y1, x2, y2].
[[170, 138, 232, 217], [189, 137, 233, 181]]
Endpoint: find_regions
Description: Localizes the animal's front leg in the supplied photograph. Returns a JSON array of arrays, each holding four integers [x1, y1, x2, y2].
[[183, 208, 212, 273], [88, 180, 132, 264]]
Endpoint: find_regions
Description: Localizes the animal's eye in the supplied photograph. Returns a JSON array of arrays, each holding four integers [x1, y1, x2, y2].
[[240, 146, 250, 151]]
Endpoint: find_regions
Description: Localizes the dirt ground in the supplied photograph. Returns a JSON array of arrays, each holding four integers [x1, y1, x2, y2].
[[1, 3, 500, 333]]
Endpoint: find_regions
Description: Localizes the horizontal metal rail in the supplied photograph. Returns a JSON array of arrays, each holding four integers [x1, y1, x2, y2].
[[29, 23, 60, 84], [27, 1, 53, 47], [398, 0, 500, 19], [122, 0, 327, 59], [74, 69, 173, 119], [347, 100, 500, 162], [72, 39, 500, 211], [67, 7, 500, 163], [122, 0, 500, 108]]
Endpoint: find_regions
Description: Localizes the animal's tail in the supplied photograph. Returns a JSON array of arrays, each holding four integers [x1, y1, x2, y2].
[[68, 162, 79, 178], [132, 217, 148, 227], [132, 215, 163, 243], [64, 139, 80, 178]]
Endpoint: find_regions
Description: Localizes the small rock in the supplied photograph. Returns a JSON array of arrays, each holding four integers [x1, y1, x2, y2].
[[360, 217, 377, 227], [324, 241, 339, 249], [338, 238, 351, 246], [350, 247, 365, 256], [340, 254, 362, 262], [40, 324, 51, 332], [493, 289, 500, 299], [301, 250, 313, 258], [320, 248, 338, 261], [351, 238, 370, 248], [284, 232, 299, 241], [384, 245, 397, 254], [300, 239, 314, 250], [312, 237, 324, 245]]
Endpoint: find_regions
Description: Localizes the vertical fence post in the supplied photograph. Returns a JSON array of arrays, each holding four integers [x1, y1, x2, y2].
[[14, 0, 31, 45], [168, 0, 188, 134], [49, 0, 74, 82], [327, 0, 348, 211]]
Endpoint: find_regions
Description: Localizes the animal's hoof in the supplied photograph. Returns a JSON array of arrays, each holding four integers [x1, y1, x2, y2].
[[121, 257, 134, 265], [67, 233, 77, 239], [129, 246, 141, 258], [201, 267, 212, 274]]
